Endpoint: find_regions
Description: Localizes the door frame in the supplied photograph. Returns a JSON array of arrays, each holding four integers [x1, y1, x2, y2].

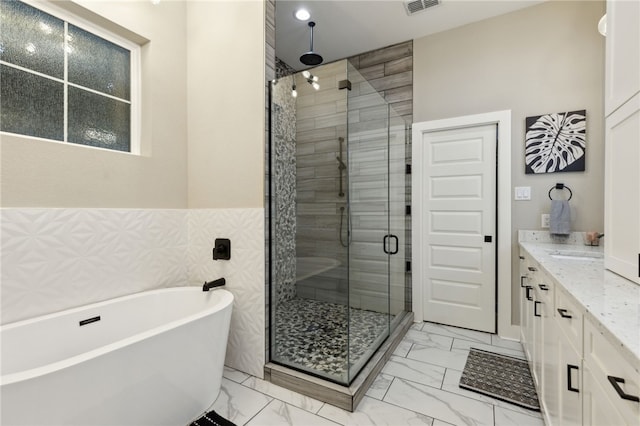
[[412, 110, 518, 340]]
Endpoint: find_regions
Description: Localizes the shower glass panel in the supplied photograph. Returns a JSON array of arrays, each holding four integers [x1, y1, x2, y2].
[[388, 110, 409, 331], [345, 60, 391, 379], [269, 58, 407, 386]]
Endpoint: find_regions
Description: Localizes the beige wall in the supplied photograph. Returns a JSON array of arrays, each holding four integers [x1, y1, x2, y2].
[[0, 0, 188, 208], [1, 0, 267, 209], [413, 0, 606, 323], [187, 0, 265, 209]]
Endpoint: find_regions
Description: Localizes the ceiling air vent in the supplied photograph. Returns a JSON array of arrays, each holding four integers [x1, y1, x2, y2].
[[404, 0, 441, 16]]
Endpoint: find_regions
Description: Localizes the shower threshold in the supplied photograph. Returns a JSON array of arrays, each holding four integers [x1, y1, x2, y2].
[[264, 310, 413, 412]]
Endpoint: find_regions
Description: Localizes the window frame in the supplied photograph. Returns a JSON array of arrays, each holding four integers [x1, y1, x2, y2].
[[1, 0, 141, 154]]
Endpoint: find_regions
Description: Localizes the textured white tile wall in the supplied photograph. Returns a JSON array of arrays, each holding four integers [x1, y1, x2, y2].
[[187, 209, 265, 378], [1, 209, 188, 324], [1, 207, 266, 378]]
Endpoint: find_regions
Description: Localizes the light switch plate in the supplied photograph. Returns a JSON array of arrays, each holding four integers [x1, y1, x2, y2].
[[514, 186, 531, 201]]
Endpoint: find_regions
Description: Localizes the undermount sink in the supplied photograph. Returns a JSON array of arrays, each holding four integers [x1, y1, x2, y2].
[[547, 249, 604, 261]]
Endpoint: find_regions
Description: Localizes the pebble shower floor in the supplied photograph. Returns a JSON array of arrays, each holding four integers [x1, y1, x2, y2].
[[273, 297, 389, 382]]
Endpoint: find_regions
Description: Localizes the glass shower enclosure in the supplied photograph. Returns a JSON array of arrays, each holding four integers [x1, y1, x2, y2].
[[269, 59, 408, 385]]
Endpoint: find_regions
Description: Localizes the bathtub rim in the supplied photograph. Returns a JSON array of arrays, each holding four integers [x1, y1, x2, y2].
[[0, 286, 233, 386]]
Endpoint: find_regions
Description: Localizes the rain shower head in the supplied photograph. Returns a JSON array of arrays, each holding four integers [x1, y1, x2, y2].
[[300, 52, 323, 66], [300, 21, 323, 66]]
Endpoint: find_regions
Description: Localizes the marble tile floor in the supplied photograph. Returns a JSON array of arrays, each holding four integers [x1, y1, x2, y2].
[[205, 322, 544, 426]]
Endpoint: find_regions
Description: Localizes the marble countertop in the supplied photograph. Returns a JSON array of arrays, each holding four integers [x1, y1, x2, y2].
[[519, 241, 640, 365]]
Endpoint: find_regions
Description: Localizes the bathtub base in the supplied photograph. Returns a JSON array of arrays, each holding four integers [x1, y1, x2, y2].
[[264, 311, 413, 412]]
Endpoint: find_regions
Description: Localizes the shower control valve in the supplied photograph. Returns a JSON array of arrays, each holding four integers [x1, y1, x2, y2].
[[213, 238, 231, 260]]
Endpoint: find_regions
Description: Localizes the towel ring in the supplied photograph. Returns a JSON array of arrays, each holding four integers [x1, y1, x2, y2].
[[548, 183, 572, 201]]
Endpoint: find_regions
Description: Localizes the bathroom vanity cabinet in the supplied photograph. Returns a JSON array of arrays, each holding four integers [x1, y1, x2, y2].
[[604, 0, 640, 284], [520, 258, 581, 425], [519, 245, 640, 426]]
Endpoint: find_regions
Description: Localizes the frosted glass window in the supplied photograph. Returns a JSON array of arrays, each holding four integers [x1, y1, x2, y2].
[[0, 0, 136, 153], [0, 64, 64, 140], [0, 0, 65, 78], [68, 87, 130, 152], [68, 24, 130, 100]]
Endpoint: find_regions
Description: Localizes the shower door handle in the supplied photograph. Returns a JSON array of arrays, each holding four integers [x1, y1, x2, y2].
[[390, 235, 398, 255], [383, 235, 399, 255]]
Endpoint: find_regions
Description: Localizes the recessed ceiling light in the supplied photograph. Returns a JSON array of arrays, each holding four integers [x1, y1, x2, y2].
[[294, 9, 310, 21]]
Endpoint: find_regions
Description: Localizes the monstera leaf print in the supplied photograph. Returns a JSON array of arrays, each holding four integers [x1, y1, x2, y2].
[[525, 110, 586, 174]]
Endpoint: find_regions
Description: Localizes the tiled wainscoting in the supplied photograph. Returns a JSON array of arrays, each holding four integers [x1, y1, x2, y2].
[[188, 209, 265, 377], [0, 207, 265, 377], [0, 208, 189, 324]]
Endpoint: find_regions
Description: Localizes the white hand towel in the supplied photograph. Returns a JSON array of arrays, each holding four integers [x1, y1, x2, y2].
[[550, 200, 571, 235]]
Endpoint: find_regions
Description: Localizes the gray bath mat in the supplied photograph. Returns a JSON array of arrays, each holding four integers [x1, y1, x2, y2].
[[190, 410, 236, 426], [459, 348, 540, 411]]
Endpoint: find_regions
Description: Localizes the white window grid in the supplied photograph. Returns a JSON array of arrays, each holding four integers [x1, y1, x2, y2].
[[0, 0, 141, 154]]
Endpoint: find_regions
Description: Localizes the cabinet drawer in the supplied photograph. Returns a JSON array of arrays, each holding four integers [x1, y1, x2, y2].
[[519, 252, 537, 289], [533, 269, 554, 304], [584, 318, 640, 425], [555, 288, 582, 353]]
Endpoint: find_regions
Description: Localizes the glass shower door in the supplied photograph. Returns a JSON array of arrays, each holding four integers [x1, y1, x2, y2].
[[270, 61, 352, 385], [388, 109, 409, 331], [346, 60, 392, 380], [269, 58, 407, 386]]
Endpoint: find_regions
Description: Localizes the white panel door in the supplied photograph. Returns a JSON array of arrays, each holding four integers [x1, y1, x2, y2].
[[419, 124, 497, 332]]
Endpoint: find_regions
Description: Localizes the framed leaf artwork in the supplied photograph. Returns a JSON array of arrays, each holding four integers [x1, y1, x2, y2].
[[525, 110, 586, 174]]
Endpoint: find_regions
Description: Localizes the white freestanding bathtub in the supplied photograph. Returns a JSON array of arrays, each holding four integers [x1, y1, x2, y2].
[[0, 287, 233, 426]]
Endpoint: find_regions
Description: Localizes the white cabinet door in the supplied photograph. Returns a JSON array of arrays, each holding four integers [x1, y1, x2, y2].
[[552, 330, 582, 426], [534, 275, 553, 410], [604, 92, 640, 284], [532, 287, 544, 388], [583, 365, 629, 426], [584, 318, 640, 425], [520, 280, 534, 364], [541, 308, 559, 425], [605, 0, 640, 116]]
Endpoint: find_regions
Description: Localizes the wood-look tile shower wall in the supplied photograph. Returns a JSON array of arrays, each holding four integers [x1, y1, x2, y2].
[[348, 41, 412, 314], [295, 41, 413, 313], [294, 60, 350, 304]]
